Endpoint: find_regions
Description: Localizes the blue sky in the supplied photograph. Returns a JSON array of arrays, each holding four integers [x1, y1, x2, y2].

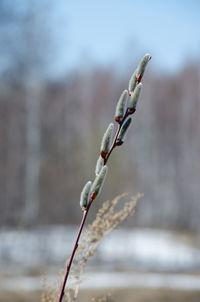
[[1, 0, 199, 78], [64, 0, 200, 74]]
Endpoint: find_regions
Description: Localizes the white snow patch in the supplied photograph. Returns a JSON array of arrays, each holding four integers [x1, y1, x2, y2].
[[1, 272, 200, 291], [81, 272, 200, 291], [99, 229, 200, 271], [0, 227, 200, 273]]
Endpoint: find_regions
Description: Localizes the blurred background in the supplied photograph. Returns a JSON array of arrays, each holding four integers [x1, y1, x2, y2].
[[0, 0, 200, 301]]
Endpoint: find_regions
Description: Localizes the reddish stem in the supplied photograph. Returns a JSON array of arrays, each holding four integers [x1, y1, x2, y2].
[[58, 198, 93, 302]]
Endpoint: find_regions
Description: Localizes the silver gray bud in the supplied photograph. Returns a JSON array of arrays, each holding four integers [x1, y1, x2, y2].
[[90, 166, 108, 199], [100, 123, 114, 159], [128, 71, 137, 95], [95, 156, 104, 176], [128, 83, 142, 111], [116, 117, 132, 145], [115, 90, 128, 123], [136, 54, 151, 81], [80, 181, 92, 211]]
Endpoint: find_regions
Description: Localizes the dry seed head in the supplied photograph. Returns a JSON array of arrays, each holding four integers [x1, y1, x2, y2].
[[136, 53, 151, 81], [128, 83, 142, 111], [90, 166, 108, 198], [128, 70, 137, 95], [80, 181, 92, 211], [115, 90, 128, 123], [95, 156, 104, 176], [116, 117, 132, 145], [100, 123, 114, 158]]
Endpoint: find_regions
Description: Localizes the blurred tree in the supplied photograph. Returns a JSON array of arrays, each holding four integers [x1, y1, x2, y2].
[[0, 0, 67, 224], [0, 1, 199, 230]]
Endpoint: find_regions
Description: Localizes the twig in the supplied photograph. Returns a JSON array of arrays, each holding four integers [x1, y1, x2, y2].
[[58, 117, 130, 301], [58, 199, 92, 302], [57, 54, 151, 302], [58, 113, 134, 302]]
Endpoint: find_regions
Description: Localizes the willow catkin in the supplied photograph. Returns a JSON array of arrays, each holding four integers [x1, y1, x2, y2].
[[115, 90, 128, 123], [128, 83, 142, 112], [136, 53, 152, 81], [100, 123, 114, 159], [128, 71, 137, 96], [95, 156, 104, 176], [80, 181, 92, 211], [116, 118, 132, 145], [90, 166, 108, 199]]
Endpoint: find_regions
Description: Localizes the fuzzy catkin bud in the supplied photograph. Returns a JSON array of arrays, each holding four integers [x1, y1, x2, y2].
[[136, 54, 151, 82], [80, 181, 92, 211], [95, 156, 104, 176], [128, 71, 137, 96], [116, 117, 132, 145], [128, 83, 142, 112], [100, 123, 114, 159], [115, 90, 128, 123], [90, 166, 108, 199]]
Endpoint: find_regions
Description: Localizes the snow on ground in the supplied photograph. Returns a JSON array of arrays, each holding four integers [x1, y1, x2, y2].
[[0, 227, 200, 274], [98, 229, 200, 271], [82, 272, 200, 290], [1, 272, 200, 291]]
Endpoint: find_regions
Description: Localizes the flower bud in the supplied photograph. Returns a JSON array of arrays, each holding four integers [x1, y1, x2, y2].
[[128, 83, 142, 112], [136, 54, 151, 83], [115, 90, 128, 123], [116, 117, 132, 145], [90, 166, 108, 199], [95, 156, 104, 176], [128, 71, 137, 96], [80, 181, 92, 211], [100, 123, 114, 159]]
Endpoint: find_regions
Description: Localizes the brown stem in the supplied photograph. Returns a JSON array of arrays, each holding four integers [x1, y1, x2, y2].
[[58, 198, 93, 302]]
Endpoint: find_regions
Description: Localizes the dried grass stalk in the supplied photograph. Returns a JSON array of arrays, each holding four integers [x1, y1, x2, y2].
[[42, 193, 143, 302]]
